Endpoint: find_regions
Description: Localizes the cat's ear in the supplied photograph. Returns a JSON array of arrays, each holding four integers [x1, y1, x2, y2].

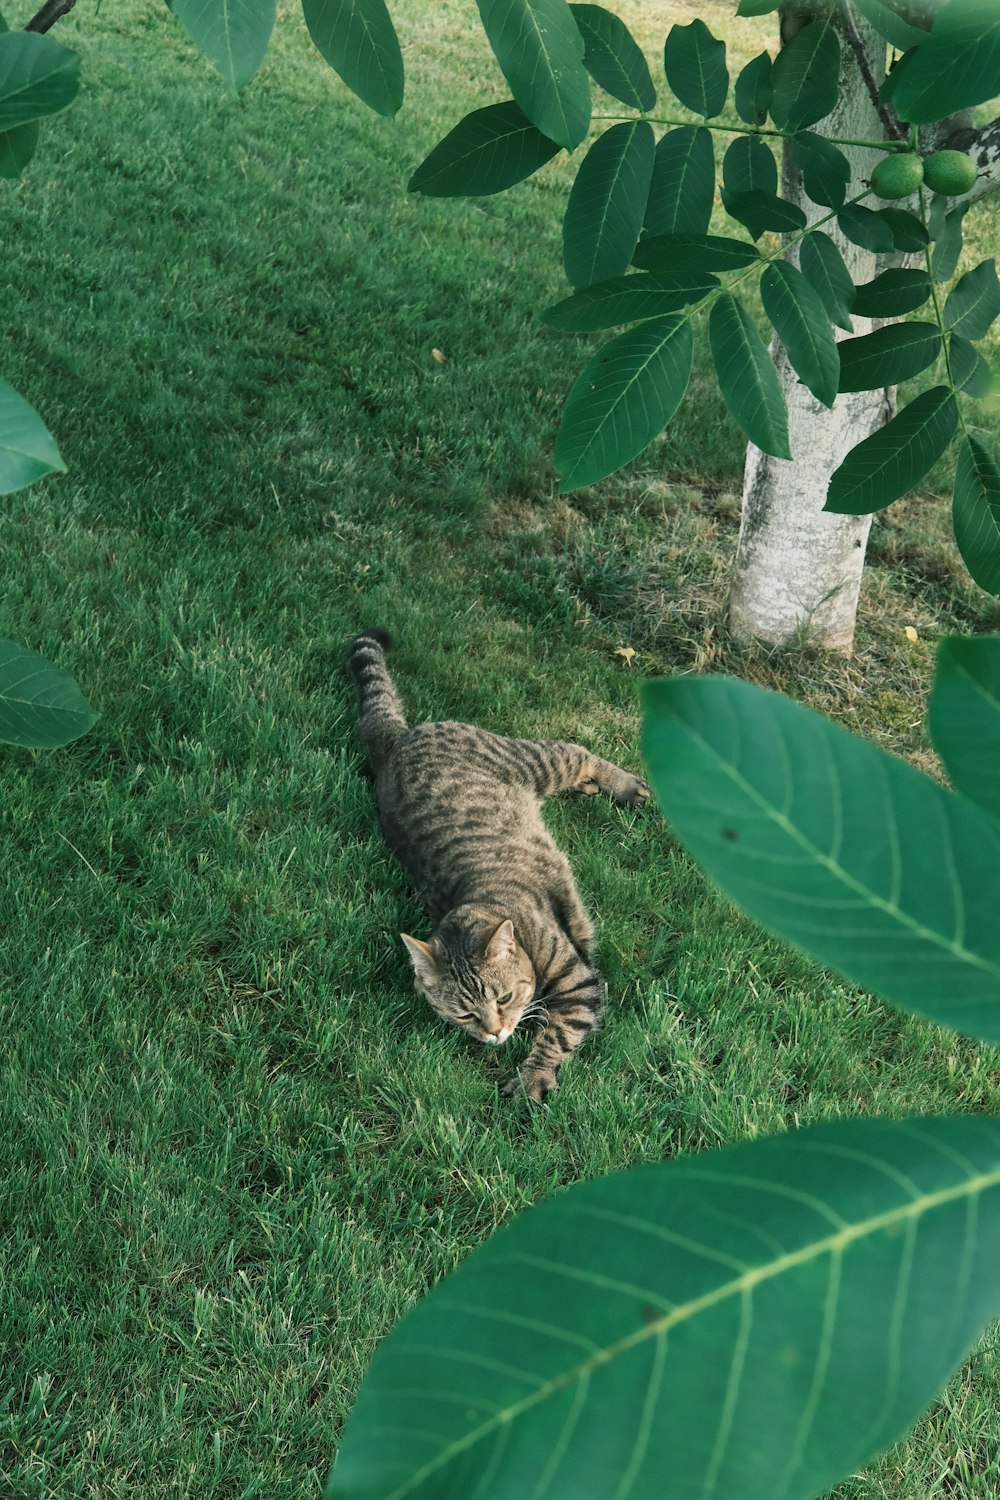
[[401, 933, 442, 987], [484, 919, 516, 964]]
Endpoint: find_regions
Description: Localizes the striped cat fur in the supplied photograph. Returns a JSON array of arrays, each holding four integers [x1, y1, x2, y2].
[[347, 628, 649, 1102]]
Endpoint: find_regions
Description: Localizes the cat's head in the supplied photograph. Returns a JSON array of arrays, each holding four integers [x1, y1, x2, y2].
[[400, 918, 536, 1045]]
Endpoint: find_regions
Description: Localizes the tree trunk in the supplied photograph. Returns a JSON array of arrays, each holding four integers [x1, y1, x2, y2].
[[727, 9, 891, 654]]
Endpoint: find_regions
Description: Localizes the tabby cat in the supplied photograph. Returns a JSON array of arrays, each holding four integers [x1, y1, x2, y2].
[[347, 628, 649, 1101]]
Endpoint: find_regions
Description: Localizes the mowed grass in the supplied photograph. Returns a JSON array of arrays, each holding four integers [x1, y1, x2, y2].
[[2, 1, 999, 1495]]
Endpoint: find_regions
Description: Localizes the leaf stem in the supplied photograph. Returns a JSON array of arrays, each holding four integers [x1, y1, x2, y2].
[[590, 113, 903, 154], [918, 185, 969, 440]]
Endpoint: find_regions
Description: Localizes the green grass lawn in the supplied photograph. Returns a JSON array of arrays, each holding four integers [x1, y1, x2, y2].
[[2, 1, 999, 1495]]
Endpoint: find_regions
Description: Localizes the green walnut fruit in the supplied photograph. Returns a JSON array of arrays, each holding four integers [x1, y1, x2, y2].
[[870, 152, 925, 200], [922, 149, 977, 197]]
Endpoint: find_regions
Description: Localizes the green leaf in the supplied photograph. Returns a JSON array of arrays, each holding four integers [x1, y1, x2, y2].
[[408, 103, 560, 197], [877, 207, 930, 253], [760, 261, 839, 408], [709, 294, 790, 460], [722, 136, 776, 197], [663, 18, 728, 119], [0, 118, 38, 178], [788, 130, 850, 209], [851, 268, 932, 319], [736, 0, 779, 13], [640, 673, 1000, 1042], [770, 19, 840, 132], [931, 200, 970, 282], [563, 121, 655, 288], [634, 233, 759, 273], [952, 435, 1000, 596], [837, 203, 897, 254], [720, 188, 807, 242], [330, 1115, 1000, 1500], [0, 639, 96, 748], [799, 231, 855, 332], [892, 0, 1000, 124], [173, 0, 275, 90], [301, 0, 402, 116], [837, 323, 941, 394], [944, 258, 1000, 340], [733, 50, 773, 126], [555, 314, 693, 491], [826, 386, 957, 515], [542, 271, 718, 332], [475, 0, 590, 151], [851, 0, 926, 51], [930, 634, 1000, 818], [0, 31, 78, 131], [949, 333, 993, 398], [0, 379, 65, 494], [643, 126, 715, 237], [570, 3, 655, 112]]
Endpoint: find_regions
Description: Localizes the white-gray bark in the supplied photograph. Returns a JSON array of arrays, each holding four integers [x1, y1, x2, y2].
[[727, 7, 999, 653], [728, 9, 890, 653]]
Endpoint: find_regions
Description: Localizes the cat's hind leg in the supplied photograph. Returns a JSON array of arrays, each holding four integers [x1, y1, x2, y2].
[[504, 738, 650, 807]]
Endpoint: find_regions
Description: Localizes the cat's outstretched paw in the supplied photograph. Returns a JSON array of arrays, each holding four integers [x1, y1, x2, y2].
[[500, 1072, 558, 1105], [614, 775, 650, 808]]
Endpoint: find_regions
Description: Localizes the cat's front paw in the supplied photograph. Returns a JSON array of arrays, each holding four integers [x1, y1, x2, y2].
[[501, 1071, 558, 1104], [615, 775, 650, 807]]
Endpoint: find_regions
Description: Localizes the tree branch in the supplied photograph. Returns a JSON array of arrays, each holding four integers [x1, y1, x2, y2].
[[943, 116, 1000, 204], [837, 0, 909, 141], [24, 0, 78, 34]]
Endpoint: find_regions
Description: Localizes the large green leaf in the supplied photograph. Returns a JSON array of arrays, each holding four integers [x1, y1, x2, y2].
[[173, 0, 275, 90], [570, 3, 655, 112], [949, 333, 993, 397], [760, 262, 839, 408], [720, 188, 806, 242], [722, 136, 776, 197], [799, 231, 855, 332], [0, 379, 65, 494], [301, 0, 403, 116], [563, 121, 655, 289], [837, 323, 941, 394], [709, 294, 790, 460], [837, 204, 896, 254], [788, 131, 850, 210], [328, 1114, 1000, 1500], [0, 119, 38, 178], [0, 639, 96, 749], [851, 268, 932, 319], [952, 435, 1000, 596], [733, 50, 772, 126], [641, 673, 1000, 1042], [408, 103, 560, 197], [634, 233, 759, 273], [542, 271, 717, 332], [851, 0, 926, 51], [554, 315, 693, 492], [929, 634, 1000, 820], [825, 386, 957, 515], [0, 31, 78, 131], [930, 200, 970, 282], [663, 18, 728, 119], [943, 258, 1000, 341], [878, 207, 929, 254], [892, 0, 1000, 124], [475, 0, 590, 151], [643, 126, 715, 237], [770, 20, 840, 132]]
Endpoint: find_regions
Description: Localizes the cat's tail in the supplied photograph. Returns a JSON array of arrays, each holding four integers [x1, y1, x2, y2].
[[346, 628, 407, 769]]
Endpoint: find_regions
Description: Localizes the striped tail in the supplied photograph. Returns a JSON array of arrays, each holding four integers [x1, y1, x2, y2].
[[346, 628, 407, 770]]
